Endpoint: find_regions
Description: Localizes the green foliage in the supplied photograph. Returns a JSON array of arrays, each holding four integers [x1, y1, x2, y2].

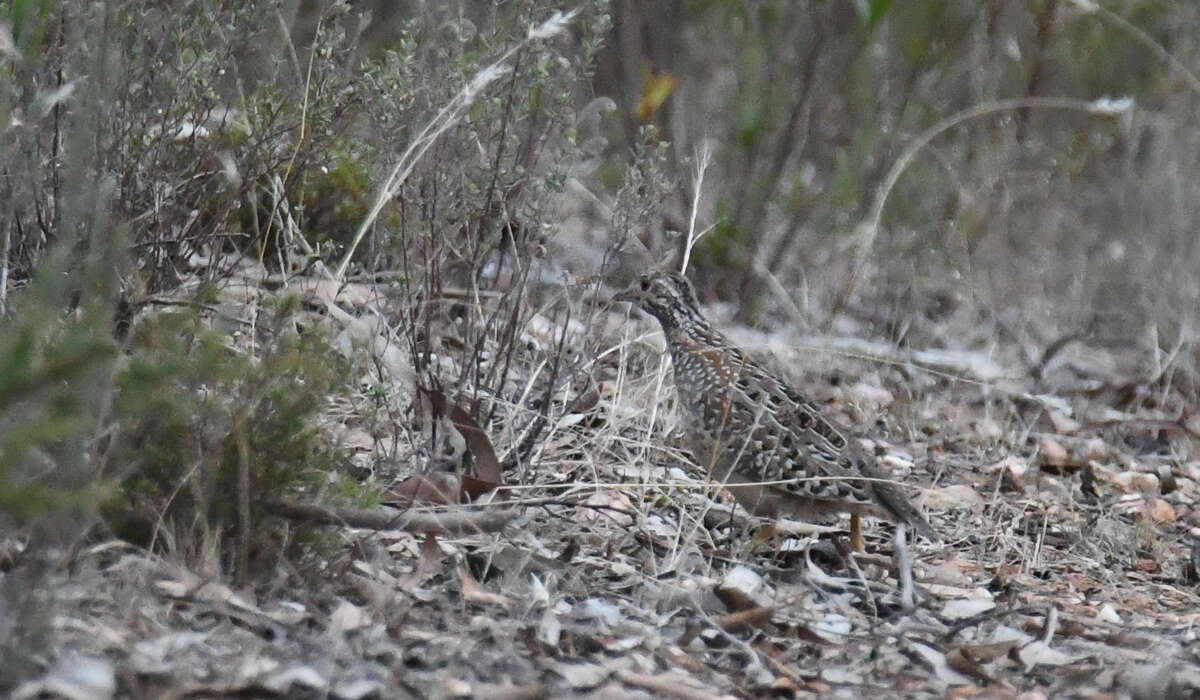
[[1062, 0, 1177, 97], [597, 0, 1200, 336], [613, 126, 674, 243], [300, 149, 375, 251], [0, 0, 619, 684], [0, 302, 117, 525], [351, 2, 610, 274], [104, 298, 352, 573], [3, 0, 53, 51], [859, 0, 894, 31], [0, 285, 355, 568], [2, 0, 615, 574]]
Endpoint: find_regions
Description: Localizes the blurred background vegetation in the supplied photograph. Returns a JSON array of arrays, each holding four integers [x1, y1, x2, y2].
[[2, 0, 1199, 681], [601, 1, 1199, 343]]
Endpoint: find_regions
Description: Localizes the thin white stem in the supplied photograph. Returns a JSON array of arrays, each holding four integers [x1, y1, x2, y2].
[[1072, 0, 1200, 96], [334, 10, 578, 281], [0, 217, 9, 314], [858, 96, 1127, 257], [680, 139, 714, 274]]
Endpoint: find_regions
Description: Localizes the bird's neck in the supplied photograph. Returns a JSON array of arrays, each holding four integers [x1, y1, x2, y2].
[[655, 303, 708, 332]]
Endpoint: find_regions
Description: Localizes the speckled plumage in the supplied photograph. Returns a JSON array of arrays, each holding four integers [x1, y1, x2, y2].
[[615, 270, 937, 540]]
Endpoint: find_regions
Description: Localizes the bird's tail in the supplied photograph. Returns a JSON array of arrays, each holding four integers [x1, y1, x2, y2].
[[871, 480, 940, 543]]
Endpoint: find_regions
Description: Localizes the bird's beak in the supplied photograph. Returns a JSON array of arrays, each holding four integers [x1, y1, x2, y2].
[[612, 284, 640, 304]]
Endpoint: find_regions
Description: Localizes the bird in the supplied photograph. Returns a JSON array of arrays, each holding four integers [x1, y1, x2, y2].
[[614, 269, 937, 606]]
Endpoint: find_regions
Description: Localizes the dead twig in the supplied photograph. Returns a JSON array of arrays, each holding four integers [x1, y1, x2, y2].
[[1030, 331, 1085, 382], [265, 501, 519, 534], [614, 669, 728, 700], [472, 682, 549, 700]]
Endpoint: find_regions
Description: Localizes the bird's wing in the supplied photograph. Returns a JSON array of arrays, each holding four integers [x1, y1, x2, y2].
[[680, 330, 939, 539], [728, 356, 938, 536], [719, 356, 873, 500]]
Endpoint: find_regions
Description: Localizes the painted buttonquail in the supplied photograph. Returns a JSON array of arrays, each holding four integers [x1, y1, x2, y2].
[[615, 270, 938, 555]]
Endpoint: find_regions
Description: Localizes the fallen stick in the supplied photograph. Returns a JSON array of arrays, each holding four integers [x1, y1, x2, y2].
[[265, 501, 519, 535]]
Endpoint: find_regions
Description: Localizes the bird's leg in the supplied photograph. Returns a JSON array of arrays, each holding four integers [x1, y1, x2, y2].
[[850, 512, 864, 553], [894, 523, 915, 610]]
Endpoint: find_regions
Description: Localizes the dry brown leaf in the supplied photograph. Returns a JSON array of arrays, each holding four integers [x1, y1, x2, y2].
[[989, 455, 1029, 489], [974, 418, 1005, 441], [715, 565, 769, 611], [921, 556, 983, 586], [330, 600, 371, 634], [945, 646, 1004, 687], [1017, 641, 1077, 668], [922, 484, 985, 511], [1078, 438, 1113, 462], [338, 427, 377, 452], [713, 586, 758, 615], [1038, 438, 1069, 465], [576, 489, 636, 527], [805, 680, 832, 694], [1048, 410, 1081, 435], [195, 581, 259, 612], [820, 668, 862, 685], [460, 565, 510, 610], [447, 402, 502, 486], [538, 608, 562, 651], [525, 312, 586, 351], [12, 653, 116, 700], [659, 645, 705, 674], [154, 579, 192, 598], [956, 640, 1019, 662], [715, 606, 772, 633], [291, 277, 375, 307], [909, 641, 974, 686], [1113, 471, 1160, 495], [1131, 558, 1159, 574], [1096, 603, 1122, 623], [410, 532, 443, 582], [260, 665, 330, 695], [848, 381, 894, 408], [383, 473, 461, 506], [460, 475, 500, 502], [769, 676, 801, 694], [549, 660, 618, 690], [1144, 498, 1176, 523], [941, 598, 996, 620], [615, 668, 727, 700], [421, 387, 503, 489], [440, 678, 473, 697], [634, 68, 677, 122], [807, 613, 851, 644]]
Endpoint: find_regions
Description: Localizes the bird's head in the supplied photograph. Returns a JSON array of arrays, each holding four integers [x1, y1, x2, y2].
[[613, 270, 705, 331]]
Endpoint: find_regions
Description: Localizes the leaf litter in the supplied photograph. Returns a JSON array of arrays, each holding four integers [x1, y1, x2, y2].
[[16, 263, 1200, 699]]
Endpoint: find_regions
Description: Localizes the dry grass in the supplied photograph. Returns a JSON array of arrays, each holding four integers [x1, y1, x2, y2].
[[7, 1, 1200, 697]]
